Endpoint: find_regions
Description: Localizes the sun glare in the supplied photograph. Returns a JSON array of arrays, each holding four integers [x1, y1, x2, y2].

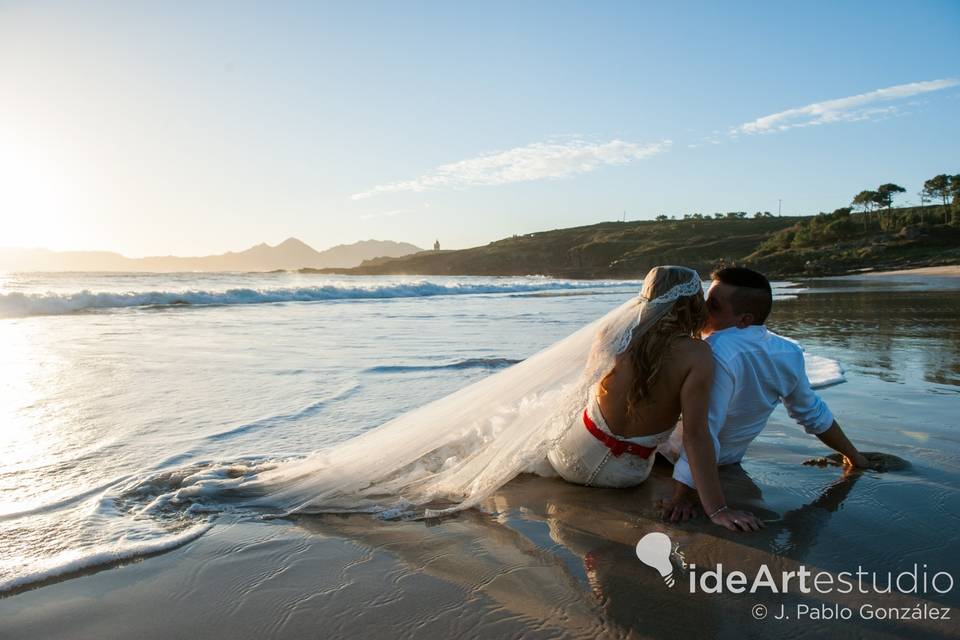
[[0, 127, 78, 250], [0, 321, 57, 516]]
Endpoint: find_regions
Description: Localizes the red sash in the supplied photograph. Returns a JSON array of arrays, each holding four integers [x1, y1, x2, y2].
[[582, 408, 657, 458]]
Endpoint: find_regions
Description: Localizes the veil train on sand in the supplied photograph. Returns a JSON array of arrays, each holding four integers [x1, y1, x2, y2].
[[233, 267, 844, 520]]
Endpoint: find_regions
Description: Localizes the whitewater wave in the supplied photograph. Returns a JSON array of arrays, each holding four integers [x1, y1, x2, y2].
[[0, 458, 278, 595], [366, 357, 522, 374], [0, 523, 213, 595], [0, 281, 630, 318], [0, 477, 132, 521], [199, 380, 362, 443]]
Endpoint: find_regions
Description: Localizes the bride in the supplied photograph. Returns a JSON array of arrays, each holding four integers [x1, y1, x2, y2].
[[242, 265, 760, 531]]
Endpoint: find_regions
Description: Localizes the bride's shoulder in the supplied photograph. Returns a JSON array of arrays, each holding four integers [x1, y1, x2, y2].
[[668, 334, 708, 349], [671, 338, 714, 384], [670, 336, 712, 361]]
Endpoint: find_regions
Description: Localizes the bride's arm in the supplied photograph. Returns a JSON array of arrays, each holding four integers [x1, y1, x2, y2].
[[674, 343, 764, 532], [677, 346, 727, 515]]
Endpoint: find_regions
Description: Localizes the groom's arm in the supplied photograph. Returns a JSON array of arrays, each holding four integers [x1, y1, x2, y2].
[[815, 420, 869, 468], [782, 354, 869, 468]]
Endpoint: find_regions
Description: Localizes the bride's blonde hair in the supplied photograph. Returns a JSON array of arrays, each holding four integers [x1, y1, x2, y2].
[[623, 266, 706, 417]]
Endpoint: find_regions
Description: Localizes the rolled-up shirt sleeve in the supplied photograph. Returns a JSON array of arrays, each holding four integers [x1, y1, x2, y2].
[[783, 354, 834, 435], [672, 359, 733, 488], [671, 457, 696, 488]]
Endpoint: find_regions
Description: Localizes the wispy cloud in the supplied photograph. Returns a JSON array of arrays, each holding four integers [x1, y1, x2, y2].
[[351, 138, 671, 200], [358, 208, 409, 220], [730, 78, 959, 135]]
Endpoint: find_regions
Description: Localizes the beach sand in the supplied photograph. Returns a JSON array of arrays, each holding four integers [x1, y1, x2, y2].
[[1, 463, 956, 639], [862, 265, 960, 277], [2, 279, 959, 639]]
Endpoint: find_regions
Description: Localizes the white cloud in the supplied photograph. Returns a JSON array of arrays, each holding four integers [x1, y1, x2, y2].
[[359, 208, 408, 220], [730, 78, 958, 135], [351, 138, 671, 200]]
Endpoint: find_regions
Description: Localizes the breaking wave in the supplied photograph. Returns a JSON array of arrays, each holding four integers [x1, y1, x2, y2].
[[366, 357, 522, 374], [0, 281, 629, 318]]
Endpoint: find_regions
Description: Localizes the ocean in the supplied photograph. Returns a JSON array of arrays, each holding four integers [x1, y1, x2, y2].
[[1, 271, 958, 638]]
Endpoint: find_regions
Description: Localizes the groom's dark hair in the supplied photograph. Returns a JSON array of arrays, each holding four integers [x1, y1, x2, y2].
[[712, 267, 772, 325]]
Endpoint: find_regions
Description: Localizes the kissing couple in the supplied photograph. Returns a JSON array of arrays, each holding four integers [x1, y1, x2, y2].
[[545, 265, 872, 532]]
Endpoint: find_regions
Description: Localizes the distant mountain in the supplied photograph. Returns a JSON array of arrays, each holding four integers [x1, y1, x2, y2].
[[310, 239, 426, 270], [0, 238, 423, 272]]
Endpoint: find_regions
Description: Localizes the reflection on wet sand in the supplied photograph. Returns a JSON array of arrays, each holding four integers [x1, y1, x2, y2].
[[295, 508, 615, 638], [295, 456, 955, 639], [495, 468, 954, 638]]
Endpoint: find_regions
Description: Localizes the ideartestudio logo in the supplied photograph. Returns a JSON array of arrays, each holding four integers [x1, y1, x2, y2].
[[635, 532, 684, 587], [634, 531, 954, 623]]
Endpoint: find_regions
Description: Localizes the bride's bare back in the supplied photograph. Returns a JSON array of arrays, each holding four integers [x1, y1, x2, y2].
[[596, 336, 711, 438]]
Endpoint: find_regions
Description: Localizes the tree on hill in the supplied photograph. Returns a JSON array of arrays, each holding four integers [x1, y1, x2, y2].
[[852, 190, 879, 231], [873, 183, 905, 230], [852, 185, 905, 231], [923, 174, 951, 206], [875, 183, 905, 209], [852, 190, 877, 212], [951, 175, 960, 225]]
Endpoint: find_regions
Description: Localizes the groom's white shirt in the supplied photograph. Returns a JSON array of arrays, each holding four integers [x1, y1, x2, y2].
[[670, 324, 835, 488]]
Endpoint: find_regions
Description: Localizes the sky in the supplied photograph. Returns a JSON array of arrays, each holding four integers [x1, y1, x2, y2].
[[1, 1, 958, 257]]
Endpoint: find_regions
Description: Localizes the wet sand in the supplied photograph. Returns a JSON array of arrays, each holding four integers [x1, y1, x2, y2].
[[2, 277, 959, 639], [2, 464, 956, 639]]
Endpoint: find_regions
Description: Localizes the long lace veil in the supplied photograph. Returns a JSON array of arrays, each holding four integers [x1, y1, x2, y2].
[[241, 267, 703, 519]]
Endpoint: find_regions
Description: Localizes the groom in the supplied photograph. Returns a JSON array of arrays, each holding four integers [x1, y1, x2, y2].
[[660, 266, 870, 526]]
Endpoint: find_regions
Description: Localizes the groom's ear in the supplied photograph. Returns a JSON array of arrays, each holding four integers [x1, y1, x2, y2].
[[735, 313, 755, 329]]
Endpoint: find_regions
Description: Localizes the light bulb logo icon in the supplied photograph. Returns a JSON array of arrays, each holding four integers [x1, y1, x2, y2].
[[635, 532, 678, 587]]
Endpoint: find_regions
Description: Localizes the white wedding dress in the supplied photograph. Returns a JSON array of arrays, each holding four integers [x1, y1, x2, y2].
[[545, 383, 676, 488]]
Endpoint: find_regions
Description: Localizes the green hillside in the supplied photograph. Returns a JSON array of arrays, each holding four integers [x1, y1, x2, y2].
[[304, 205, 960, 279]]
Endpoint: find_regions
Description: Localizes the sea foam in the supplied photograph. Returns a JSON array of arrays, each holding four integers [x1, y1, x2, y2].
[[0, 522, 213, 594], [0, 281, 629, 318], [806, 353, 846, 388]]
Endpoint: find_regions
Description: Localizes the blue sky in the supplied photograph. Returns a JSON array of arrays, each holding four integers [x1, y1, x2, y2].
[[1, 1, 958, 256]]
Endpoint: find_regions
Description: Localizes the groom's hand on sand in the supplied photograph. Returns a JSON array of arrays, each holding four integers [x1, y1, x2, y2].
[[846, 452, 872, 469]]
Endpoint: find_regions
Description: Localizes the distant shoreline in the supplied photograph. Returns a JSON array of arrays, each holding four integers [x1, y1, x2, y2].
[[4, 261, 960, 280], [859, 265, 960, 277]]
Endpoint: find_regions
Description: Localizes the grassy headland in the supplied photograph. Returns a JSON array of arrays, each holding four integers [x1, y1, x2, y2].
[[303, 205, 960, 279]]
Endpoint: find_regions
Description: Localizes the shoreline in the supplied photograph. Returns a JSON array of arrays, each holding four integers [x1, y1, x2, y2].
[[858, 265, 960, 278], [4, 260, 960, 281]]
